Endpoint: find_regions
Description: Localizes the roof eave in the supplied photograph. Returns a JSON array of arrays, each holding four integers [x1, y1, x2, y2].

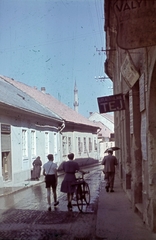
[[0, 102, 63, 125]]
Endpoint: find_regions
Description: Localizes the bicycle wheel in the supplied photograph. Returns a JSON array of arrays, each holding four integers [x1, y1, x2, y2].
[[76, 184, 83, 212], [83, 182, 90, 205]]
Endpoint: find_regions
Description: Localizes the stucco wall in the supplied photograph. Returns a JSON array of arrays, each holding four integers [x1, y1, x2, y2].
[[0, 112, 61, 186], [104, 0, 156, 231]]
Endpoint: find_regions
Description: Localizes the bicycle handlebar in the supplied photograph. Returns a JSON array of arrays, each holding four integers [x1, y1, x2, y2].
[[76, 171, 90, 179], [74, 171, 90, 182]]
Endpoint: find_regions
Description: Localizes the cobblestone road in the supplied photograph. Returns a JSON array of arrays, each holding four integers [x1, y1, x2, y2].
[[0, 165, 102, 240]]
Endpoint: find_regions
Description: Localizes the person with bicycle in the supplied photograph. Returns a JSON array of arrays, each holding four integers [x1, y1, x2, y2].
[[60, 153, 80, 211]]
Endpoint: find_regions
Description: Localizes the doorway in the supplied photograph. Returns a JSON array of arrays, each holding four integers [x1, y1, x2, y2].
[[1, 124, 12, 181], [2, 151, 11, 181]]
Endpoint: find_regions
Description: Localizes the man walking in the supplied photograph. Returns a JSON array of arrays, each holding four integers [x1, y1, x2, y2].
[[43, 154, 59, 211], [102, 148, 118, 192]]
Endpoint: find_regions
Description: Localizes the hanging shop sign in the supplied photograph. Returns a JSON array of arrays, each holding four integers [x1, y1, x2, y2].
[[129, 90, 133, 134], [121, 53, 139, 88], [114, 0, 156, 49], [1, 124, 11, 134], [97, 93, 125, 113], [139, 73, 145, 112]]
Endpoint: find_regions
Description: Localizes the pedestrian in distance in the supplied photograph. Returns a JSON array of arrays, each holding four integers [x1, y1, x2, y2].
[[60, 153, 80, 211], [31, 156, 42, 181], [102, 148, 118, 193], [43, 154, 59, 211]]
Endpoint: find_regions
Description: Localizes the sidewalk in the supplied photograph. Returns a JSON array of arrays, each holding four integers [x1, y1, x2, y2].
[[1, 169, 156, 239], [96, 174, 156, 240], [0, 163, 99, 197], [0, 176, 45, 197]]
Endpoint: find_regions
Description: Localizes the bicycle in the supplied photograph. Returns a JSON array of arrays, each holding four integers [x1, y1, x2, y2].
[[71, 171, 90, 212]]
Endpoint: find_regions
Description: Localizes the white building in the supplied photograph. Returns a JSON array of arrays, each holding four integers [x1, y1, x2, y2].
[[0, 77, 63, 187], [0, 75, 100, 186], [89, 112, 115, 160]]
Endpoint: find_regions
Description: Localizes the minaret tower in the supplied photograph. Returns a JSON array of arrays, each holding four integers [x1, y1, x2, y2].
[[74, 81, 79, 112]]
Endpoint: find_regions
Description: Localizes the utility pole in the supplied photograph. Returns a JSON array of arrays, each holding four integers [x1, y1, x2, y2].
[[96, 47, 116, 55], [94, 76, 109, 81]]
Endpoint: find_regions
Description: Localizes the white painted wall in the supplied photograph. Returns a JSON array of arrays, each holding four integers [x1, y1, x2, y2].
[[0, 113, 61, 187], [0, 112, 99, 187], [89, 112, 114, 132], [61, 130, 99, 161], [99, 141, 115, 161]]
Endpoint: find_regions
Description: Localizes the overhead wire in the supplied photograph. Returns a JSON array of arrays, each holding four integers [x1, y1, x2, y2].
[[94, 0, 105, 78]]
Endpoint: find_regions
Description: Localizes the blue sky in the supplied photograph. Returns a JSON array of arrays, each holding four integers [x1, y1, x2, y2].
[[0, 0, 112, 117]]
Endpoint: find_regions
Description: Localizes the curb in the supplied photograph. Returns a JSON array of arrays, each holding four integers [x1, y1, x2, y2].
[[0, 162, 101, 198]]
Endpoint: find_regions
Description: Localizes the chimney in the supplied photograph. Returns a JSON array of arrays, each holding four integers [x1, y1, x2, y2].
[[41, 87, 46, 93]]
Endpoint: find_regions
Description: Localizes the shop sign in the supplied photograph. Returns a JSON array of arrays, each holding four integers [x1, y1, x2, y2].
[[97, 94, 125, 113], [129, 90, 133, 134], [114, 0, 156, 49], [1, 124, 11, 134], [139, 73, 145, 112], [121, 53, 139, 88], [141, 112, 147, 160]]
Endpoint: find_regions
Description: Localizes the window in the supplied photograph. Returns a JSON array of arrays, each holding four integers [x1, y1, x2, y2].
[[45, 132, 49, 156], [68, 137, 72, 153], [89, 138, 92, 152], [22, 129, 28, 157], [31, 130, 36, 156], [78, 137, 81, 154], [110, 133, 115, 139], [54, 133, 57, 154], [84, 137, 87, 153], [94, 137, 97, 151], [62, 136, 67, 156]]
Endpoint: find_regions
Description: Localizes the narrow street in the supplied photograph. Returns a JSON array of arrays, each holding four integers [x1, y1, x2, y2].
[[0, 164, 103, 240]]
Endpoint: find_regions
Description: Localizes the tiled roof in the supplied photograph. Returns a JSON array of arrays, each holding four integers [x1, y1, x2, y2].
[[1, 75, 99, 129], [0, 77, 62, 122]]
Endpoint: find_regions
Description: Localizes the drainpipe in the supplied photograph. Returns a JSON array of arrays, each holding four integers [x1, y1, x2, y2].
[[97, 127, 101, 161], [35, 121, 65, 132], [97, 127, 101, 134], [58, 121, 65, 133]]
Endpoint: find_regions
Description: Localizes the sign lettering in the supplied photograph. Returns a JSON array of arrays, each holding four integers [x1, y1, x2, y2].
[[114, 0, 156, 49], [121, 52, 139, 88], [97, 94, 125, 113], [115, 0, 156, 13]]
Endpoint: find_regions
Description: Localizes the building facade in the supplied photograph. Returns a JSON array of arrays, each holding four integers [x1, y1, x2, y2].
[[0, 76, 100, 187], [89, 112, 115, 160], [104, 0, 156, 232], [0, 77, 63, 187]]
